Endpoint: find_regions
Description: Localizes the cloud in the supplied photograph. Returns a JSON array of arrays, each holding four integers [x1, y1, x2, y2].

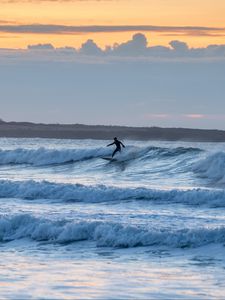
[[0, 24, 224, 36], [27, 43, 55, 50], [112, 33, 148, 56], [205, 44, 225, 56], [79, 39, 103, 55], [144, 114, 170, 120], [0, 33, 224, 61], [184, 114, 205, 119], [144, 113, 225, 122], [0, 20, 14, 24], [161, 32, 225, 37], [169, 40, 189, 52], [0, 42, 225, 129]]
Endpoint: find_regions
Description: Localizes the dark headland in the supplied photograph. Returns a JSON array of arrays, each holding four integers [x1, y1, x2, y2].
[[0, 120, 225, 142]]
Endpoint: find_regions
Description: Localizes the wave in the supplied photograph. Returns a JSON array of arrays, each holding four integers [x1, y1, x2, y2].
[[0, 179, 225, 207], [0, 145, 202, 166], [0, 147, 111, 166], [193, 152, 225, 184], [142, 146, 202, 160], [0, 214, 224, 248]]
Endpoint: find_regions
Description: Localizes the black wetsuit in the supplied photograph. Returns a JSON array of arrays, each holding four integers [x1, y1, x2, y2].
[[107, 139, 125, 157]]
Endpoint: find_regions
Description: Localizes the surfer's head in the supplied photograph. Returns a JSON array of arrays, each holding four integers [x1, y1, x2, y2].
[[114, 137, 117, 141]]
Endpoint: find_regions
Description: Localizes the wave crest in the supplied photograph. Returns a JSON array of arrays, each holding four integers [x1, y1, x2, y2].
[[193, 152, 225, 184], [0, 145, 202, 166], [0, 147, 110, 166], [1, 214, 225, 248], [0, 179, 225, 207]]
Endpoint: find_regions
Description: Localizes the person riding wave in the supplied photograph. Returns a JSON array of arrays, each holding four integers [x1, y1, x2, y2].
[[107, 137, 125, 158]]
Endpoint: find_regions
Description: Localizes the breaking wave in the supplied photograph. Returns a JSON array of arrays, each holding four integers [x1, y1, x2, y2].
[[0, 145, 202, 166], [0, 179, 225, 207], [193, 152, 225, 184], [0, 147, 110, 166], [0, 213, 225, 248]]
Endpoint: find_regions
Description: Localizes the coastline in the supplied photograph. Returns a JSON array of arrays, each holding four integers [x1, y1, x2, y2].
[[0, 121, 225, 142]]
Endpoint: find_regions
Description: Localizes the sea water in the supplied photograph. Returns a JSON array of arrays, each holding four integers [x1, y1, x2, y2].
[[0, 137, 225, 299]]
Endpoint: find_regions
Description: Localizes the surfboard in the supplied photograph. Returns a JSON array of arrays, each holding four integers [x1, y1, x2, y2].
[[101, 157, 117, 162]]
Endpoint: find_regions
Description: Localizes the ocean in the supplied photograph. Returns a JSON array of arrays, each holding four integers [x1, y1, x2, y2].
[[0, 137, 225, 299]]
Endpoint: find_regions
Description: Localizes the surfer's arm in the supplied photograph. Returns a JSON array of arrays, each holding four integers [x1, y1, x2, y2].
[[120, 142, 125, 148], [107, 142, 114, 147]]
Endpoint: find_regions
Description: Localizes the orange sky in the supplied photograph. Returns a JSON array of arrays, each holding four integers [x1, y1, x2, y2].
[[0, 0, 225, 49]]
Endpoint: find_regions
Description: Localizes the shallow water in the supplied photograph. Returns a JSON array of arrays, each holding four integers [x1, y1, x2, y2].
[[0, 138, 225, 299]]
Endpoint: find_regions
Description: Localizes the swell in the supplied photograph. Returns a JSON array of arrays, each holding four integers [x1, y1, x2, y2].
[[0, 147, 111, 166], [193, 152, 225, 185], [0, 179, 225, 207], [0, 213, 224, 248], [141, 146, 202, 160], [0, 145, 202, 166]]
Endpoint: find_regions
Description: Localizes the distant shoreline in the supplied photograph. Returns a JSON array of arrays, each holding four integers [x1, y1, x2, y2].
[[0, 121, 225, 142]]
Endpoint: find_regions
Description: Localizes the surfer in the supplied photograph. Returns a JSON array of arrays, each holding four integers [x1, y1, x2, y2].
[[107, 137, 125, 158]]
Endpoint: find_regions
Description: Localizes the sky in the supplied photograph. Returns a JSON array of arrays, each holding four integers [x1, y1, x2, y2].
[[0, 0, 225, 129]]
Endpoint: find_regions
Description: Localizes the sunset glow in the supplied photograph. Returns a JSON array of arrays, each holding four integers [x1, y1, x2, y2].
[[1, 0, 225, 49]]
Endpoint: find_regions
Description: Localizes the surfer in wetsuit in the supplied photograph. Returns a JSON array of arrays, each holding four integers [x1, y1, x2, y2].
[[107, 137, 125, 158]]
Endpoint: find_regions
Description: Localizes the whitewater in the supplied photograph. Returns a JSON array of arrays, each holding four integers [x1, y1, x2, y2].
[[1, 137, 225, 299]]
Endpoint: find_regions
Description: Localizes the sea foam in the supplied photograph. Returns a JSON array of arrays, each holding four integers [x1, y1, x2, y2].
[[0, 213, 225, 248]]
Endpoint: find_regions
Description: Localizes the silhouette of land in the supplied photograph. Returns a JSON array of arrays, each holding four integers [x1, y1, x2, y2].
[[0, 120, 225, 142]]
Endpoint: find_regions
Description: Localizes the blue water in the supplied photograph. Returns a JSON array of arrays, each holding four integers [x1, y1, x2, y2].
[[0, 138, 225, 299]]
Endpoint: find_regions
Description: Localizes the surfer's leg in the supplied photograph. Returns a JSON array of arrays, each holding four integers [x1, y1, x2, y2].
[[112, 148, 119, 157]]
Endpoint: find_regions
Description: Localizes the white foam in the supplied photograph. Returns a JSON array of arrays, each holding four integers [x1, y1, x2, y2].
[[0, 214, 225, 248]]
